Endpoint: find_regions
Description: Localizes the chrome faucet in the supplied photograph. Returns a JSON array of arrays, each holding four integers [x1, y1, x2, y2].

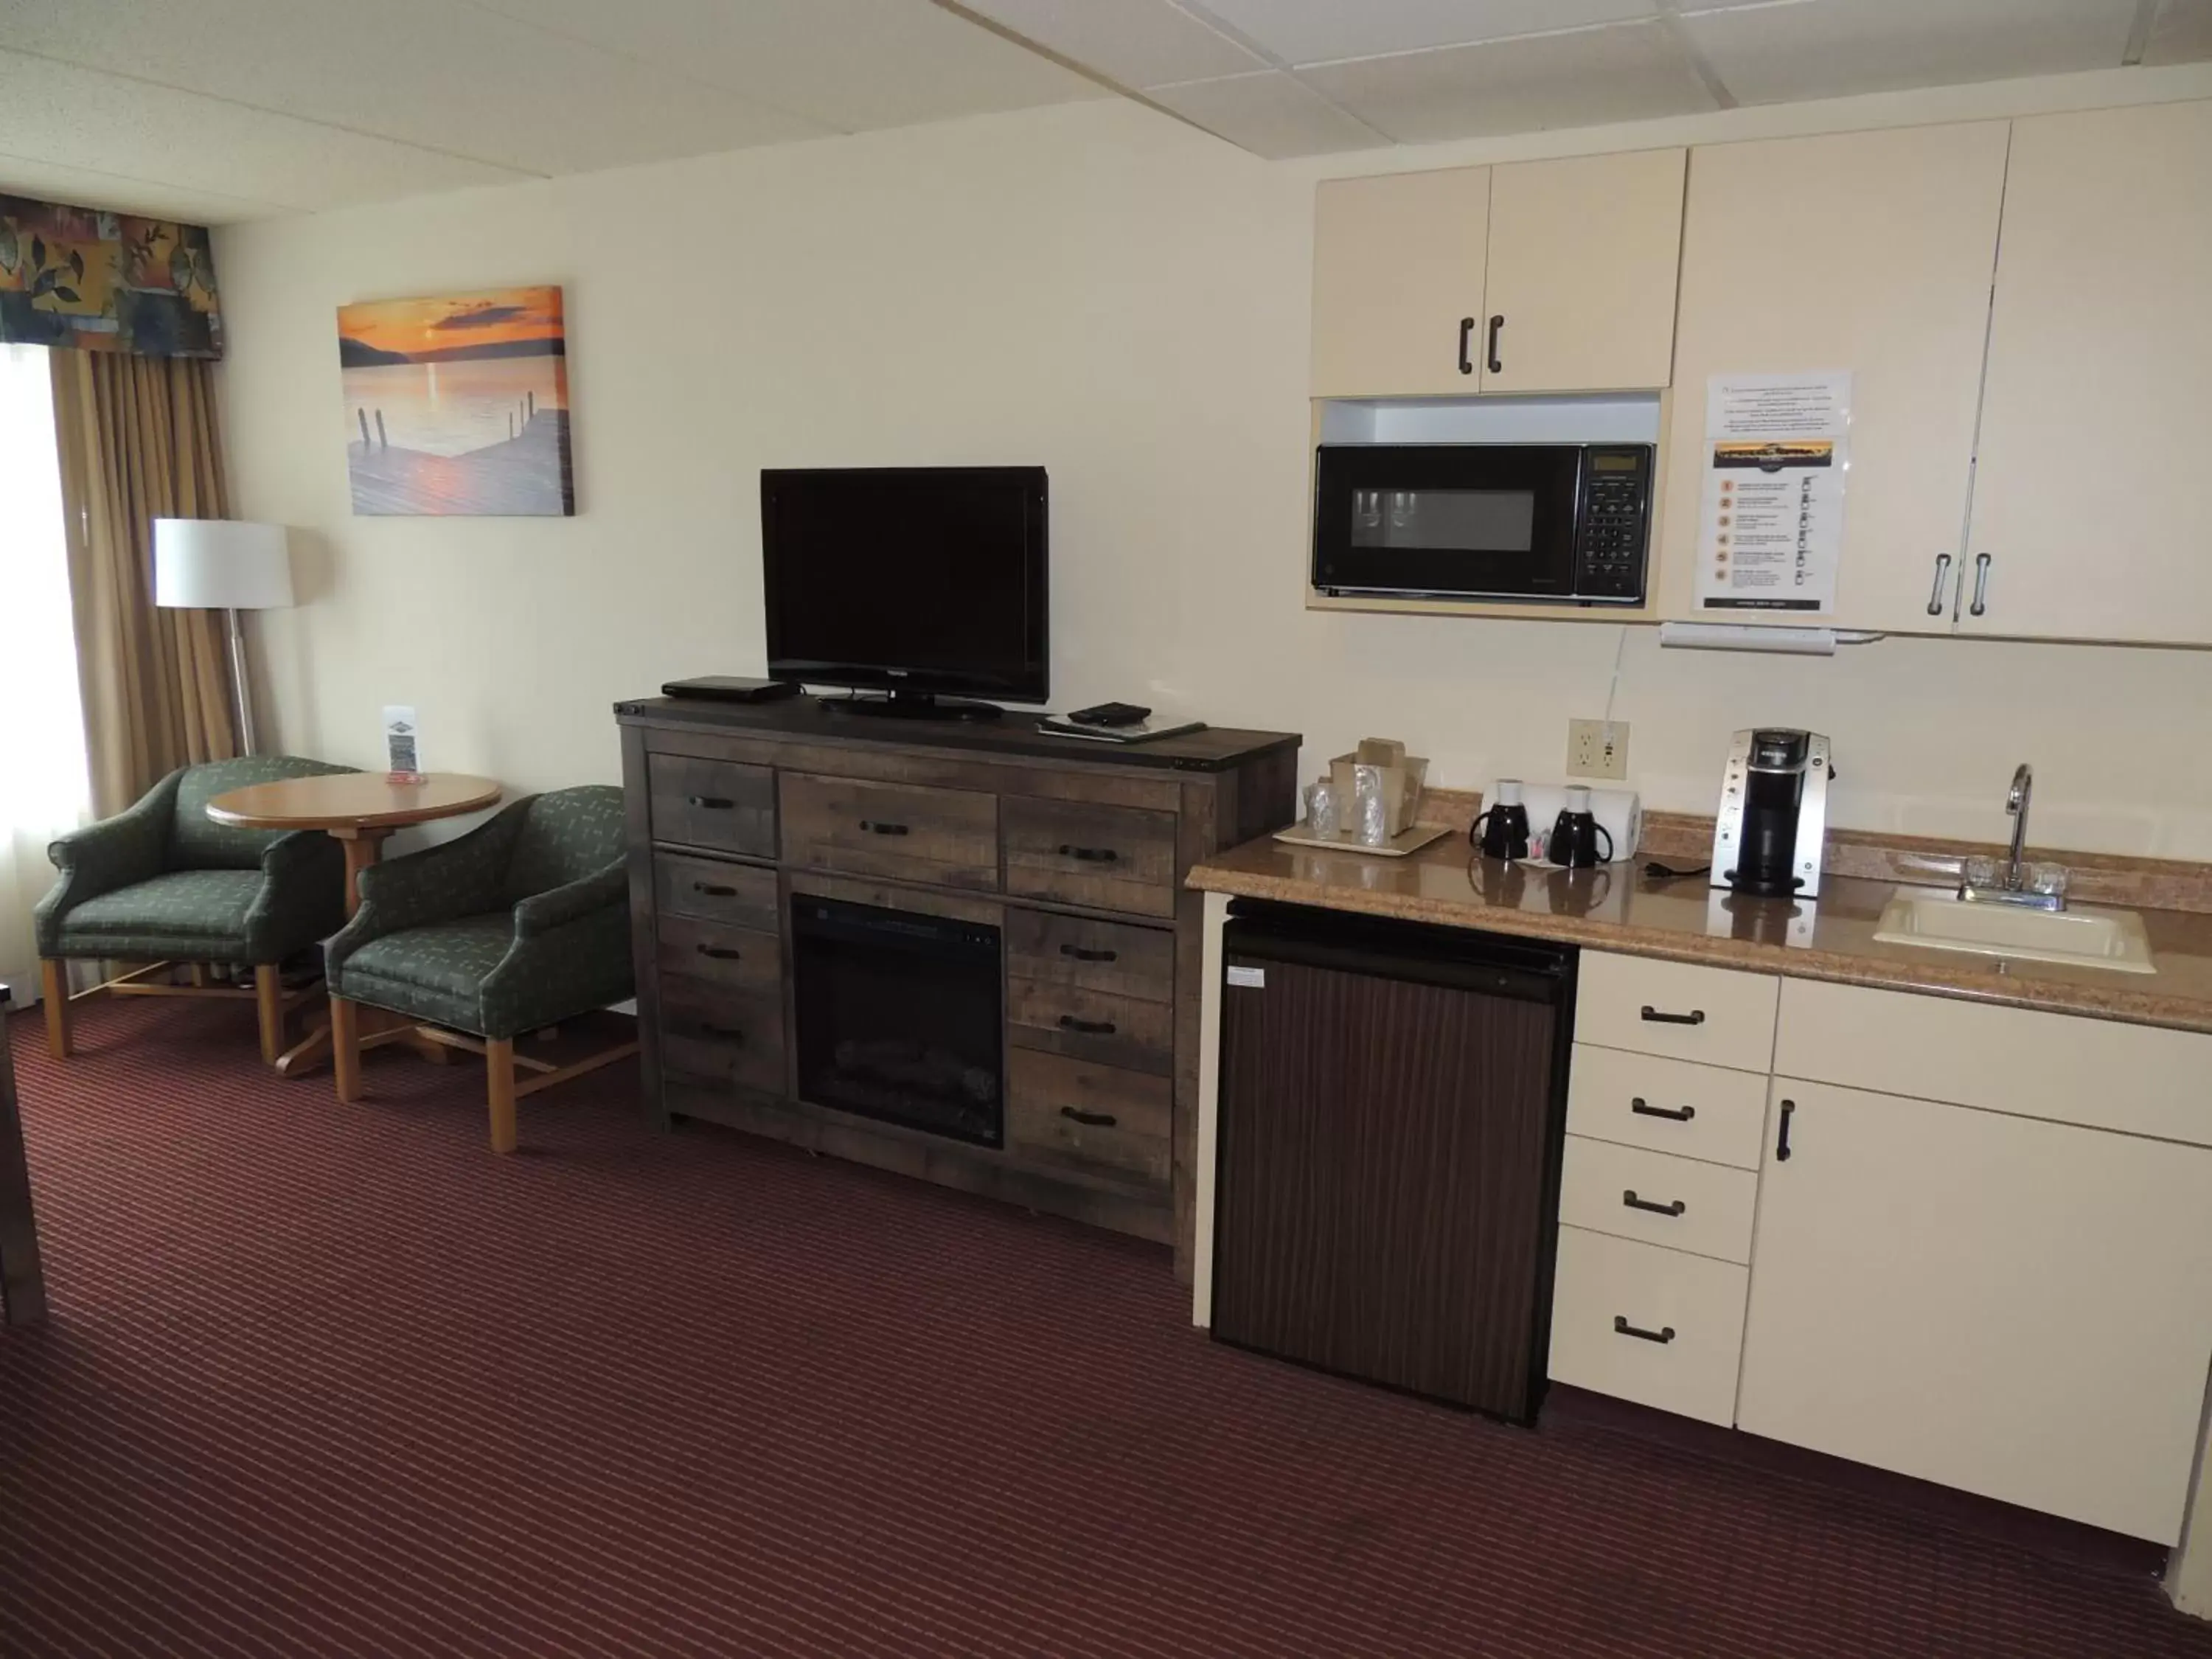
[[1958, 762, 2066, 911]]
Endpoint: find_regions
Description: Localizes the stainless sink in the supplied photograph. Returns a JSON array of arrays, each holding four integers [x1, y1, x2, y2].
[[1873, 889, 2156, 975]]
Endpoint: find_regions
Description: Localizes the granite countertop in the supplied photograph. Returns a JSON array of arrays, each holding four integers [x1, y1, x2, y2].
[[1187, 831, 2212, 1036]]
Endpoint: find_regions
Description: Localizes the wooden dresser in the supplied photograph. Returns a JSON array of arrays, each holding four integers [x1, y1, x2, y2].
[[615, 696, 1298, 1273]]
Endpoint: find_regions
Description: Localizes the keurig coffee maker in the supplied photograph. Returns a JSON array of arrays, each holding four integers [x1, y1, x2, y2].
[[1710, 728, 1832, 898]]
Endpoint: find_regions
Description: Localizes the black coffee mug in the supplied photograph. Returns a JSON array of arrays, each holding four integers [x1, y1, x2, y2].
[[1548, 809, 1613, 869], [1471, 801, 1531, 861]]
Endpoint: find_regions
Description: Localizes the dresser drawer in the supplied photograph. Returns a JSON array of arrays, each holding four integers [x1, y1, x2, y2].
[[1007, 975, 1174, 1075], [648, 754, 776, 857], [1565, 1045, 1768, 1171], [654, 854, 779, 932], [780, 773, 999, 891], [1004, 908, 1175, 1004], [655, 915, 781, 996], [658, 975, 785, 1096], [1548, 1225, 1749, 1427], [1006, 1050, 1172, 1186], [1002, 797, 1178, 918], [1574, 950, 1779, 1073], [1559, 1135, 1757, 1264]]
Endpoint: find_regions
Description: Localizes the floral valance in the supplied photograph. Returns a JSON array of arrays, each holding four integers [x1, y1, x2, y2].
[[0, 194, 222, 359]]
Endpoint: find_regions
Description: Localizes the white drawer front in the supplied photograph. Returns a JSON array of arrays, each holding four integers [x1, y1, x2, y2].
[[1566, 1044, 1768, 1169], [1775, 977, 2212, 1147], [1575, 951, 1779, 1072], [1559, 1135, 1759, 1263], [1548, 1225, 1748, 1426]]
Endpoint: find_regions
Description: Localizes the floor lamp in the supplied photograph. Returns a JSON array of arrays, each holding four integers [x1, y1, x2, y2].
[[152, 518, 295, 757]]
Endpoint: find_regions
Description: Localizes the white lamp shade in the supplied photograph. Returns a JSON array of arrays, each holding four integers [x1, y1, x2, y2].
[[153, 518, 294, 611]]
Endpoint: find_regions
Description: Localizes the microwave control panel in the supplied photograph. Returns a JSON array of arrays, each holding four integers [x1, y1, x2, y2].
[[1571, 445, 1654, 602]]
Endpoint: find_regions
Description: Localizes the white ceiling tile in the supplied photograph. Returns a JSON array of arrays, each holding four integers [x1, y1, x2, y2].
[[1301, 20, 1716, 145], [2144, 0, 2212, 66], [1679, 0, 2142, 105], [0, 50, 526, 214], [0, 148, 282, 223], [1185, 0, 1658, 66], [1147, 70, 1389, 157], [957, 0, 1266, 90], [0, 0, 834, 175]]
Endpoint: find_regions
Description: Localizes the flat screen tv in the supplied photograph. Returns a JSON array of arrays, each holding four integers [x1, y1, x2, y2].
[[762, 466, 1048, 720]]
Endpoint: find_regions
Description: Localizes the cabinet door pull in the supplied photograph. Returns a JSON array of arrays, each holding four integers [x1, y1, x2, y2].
[[1613, 1316, 1676, 1345], [1059, 943, 1119, 963], [1969, 552, 1992, 617], [686, 795, 734, 810], [1622, 1189, 1686, 1217], [1639, 1005, 1705, 1026], [1776, 1097, 1795, 1163], [695, 944, 744, 961], [1630, 1097, 1695, 1122], [692, 881, 739, 898], [1486, 313, 1504, 374], [1059, 1105, 1118, 1128], [1057, 1014, 1117, 1036], [1057, 844, 1119, 863], [1458, 316, 1475, 376], [1925, 553, 1953, 616], [858, 820, 910, 836]]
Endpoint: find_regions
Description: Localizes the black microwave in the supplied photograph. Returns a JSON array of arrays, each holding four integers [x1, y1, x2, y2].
[[1312, 442, 1654, 605]]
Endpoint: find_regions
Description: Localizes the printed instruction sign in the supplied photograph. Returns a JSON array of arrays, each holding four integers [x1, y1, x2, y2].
[[1694, 371, 1851, 613], [383, 706, 422, 782]]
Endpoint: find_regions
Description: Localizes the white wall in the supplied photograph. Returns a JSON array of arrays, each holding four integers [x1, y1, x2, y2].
[[218, 86, 2212, 861]]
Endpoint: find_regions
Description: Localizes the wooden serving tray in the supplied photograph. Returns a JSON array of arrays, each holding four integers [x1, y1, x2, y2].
[[1271, 822, 1455, 858]]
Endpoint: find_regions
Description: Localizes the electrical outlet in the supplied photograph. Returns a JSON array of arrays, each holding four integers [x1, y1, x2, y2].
[[1567, 719, 1630, 782]]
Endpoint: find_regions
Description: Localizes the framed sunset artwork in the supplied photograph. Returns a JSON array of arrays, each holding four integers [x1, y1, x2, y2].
[[337, 285, 574, 516]]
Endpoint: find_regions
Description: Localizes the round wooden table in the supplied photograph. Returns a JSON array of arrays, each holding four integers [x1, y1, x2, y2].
[[206, 773, 503, 1073]]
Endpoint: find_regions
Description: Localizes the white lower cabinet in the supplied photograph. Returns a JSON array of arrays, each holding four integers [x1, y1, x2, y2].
[[1735, 1078, 2212, 1545], [1549, 1225, 1748, 1427]]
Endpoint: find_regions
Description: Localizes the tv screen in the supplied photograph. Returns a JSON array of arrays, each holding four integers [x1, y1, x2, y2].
[[762, 466, 1048, 706]]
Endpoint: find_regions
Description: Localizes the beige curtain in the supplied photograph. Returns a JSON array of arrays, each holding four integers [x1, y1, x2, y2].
[[49, 349, 238, 814]]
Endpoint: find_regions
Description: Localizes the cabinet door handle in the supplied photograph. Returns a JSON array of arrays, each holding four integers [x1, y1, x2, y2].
[[1486, 313, 1504, 374], [1059, 943, 1119, 963], [1969, 552, 1992, 617], [1057, 1014, 1117, 1036], [1622, 1189, 1686, 1217], [858, 820, 910, 836], [686, 795, 734, 810], [1059, 1105, 1118, 1128], [1776, 1097, 1795, 1162], [695, 944, 744, 961], [1925, 553, 1953, 617], [1458, 316, 1475, 376], [1639, 1005, 1705, 1026], [692, 881, 739, 898], [1057, 844, 1119, 863], [1630, 1097, 1695, 1122], [1613, 1316, 1676, 1345]]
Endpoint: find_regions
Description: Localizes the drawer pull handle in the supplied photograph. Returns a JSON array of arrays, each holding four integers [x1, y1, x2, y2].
[[1057, 1015, 1117, 1036], [686, 795, 734, 810], [1776, 1097, 1795, 1163], [1059, 1105, 1118, 1128], [1060, 944, 1119, 963], [1630, 1097, 1695, 1122], [1639, 1005, 1705, 1026], [1057, 844, 1119, 863], [692, 881, 740, 898], [1622, 1189, 1686, 1217], [696, 945, 744, 961], [698, 1024, 747, 1045], [859, 820, 910, 836], [1613, 1316, 1676, 1345]]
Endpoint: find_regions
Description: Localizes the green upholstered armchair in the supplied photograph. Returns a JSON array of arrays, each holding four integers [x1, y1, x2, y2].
[[35, 756, 357, 1064], [324, 785, 636, 1152]]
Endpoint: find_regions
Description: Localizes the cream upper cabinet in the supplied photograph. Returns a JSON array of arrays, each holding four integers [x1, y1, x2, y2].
[[1310, 167, 1490, 398], [1655, 123, 2010, 630], [1961, 100, 2212, 644], [1480, 148, 1685, 395], [1736, 1077, 2212, 1545]]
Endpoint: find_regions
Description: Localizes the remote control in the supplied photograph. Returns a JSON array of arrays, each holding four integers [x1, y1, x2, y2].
[[1065, 701, 1152, 728]]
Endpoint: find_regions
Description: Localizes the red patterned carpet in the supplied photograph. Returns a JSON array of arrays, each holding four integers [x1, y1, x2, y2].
[[6, 995, 2212, 1659]]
